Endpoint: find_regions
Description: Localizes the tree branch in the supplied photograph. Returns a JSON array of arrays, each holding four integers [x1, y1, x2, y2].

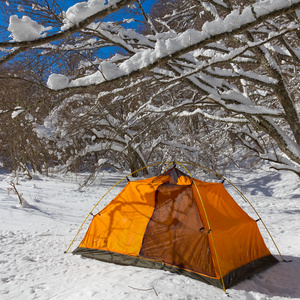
[[0, 0, 136, 48]]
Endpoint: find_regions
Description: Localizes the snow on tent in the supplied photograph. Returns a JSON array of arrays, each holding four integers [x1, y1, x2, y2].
[[71, 163, 280, 291]]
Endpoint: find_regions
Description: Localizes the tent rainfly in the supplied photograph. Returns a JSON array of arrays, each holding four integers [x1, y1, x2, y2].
[[73, 166, 278, 290]]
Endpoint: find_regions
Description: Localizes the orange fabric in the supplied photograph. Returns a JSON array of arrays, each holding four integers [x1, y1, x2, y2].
[[192, 180, 271, 278], [177, 175, 193, 185], [79, 178, 158, 255], [78, 170, 272, 281]]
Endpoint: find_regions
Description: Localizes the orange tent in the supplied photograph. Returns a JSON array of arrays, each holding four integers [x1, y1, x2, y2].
[[73, 166, 278, 290]]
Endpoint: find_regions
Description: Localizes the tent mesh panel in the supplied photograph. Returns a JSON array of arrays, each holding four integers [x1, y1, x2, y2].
[[139, 183, 215, 277]]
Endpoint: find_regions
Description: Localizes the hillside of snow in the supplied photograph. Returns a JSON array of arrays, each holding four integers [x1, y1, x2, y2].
[[0, 167, 299, 300]]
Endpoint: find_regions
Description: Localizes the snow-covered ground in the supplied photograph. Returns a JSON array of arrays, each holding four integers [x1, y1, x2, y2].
[[0, 167, 299, 300]]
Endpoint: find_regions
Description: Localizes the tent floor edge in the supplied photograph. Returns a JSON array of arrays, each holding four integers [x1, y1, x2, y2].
[[73, 248, 278, 290], [223, 254, 279, 288], [72, 247, 224, 289]]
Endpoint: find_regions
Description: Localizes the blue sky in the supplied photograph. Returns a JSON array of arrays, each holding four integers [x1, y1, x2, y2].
[[0, 0, 154, 60], [0, 0, 154, 38]]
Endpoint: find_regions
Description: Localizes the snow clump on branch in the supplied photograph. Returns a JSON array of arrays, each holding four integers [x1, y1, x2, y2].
[[8, 15, 52, 42], [61, 0, 122, 30], [47, 74, 70, 90]]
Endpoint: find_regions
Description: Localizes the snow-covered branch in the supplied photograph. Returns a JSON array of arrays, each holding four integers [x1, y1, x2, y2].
[[44, 0, 300, 90], [0, 0, 136, 48], [1, 0, 300, 177]]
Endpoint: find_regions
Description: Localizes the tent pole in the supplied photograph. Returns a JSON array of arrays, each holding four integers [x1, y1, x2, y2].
[[180, 161, 284, 262], [66, 160, 284, 266], [176, 162, 226, 292], [65, 161, 173, 253]]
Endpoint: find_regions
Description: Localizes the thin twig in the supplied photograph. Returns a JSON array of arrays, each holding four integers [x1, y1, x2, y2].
[[8, 182, 23, 206], [128, 286, 159, 296]]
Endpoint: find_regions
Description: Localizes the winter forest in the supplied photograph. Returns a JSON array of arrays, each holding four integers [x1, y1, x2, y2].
[[0, 0, 300, 179], [1, 1, 300, 300]]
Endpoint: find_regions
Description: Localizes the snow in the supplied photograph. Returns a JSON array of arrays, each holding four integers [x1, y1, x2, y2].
[[177, 108, 247, 123], [61, 0, 123, 30], [0, 168, 299, 300], [8, 15, 52, 42], [11, 106, 24, 119], [211, 0, 228, 9], [47, 74, 70, 90], [17, 5, 24, 13], [214, 91, 283, 116], [201, 2, 218, 18], [47, 0, 300, 91], [254, 0, 300, 18]]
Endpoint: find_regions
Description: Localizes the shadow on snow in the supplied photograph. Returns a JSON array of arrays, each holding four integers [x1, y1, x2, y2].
[[232, 255, 300, 299]]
